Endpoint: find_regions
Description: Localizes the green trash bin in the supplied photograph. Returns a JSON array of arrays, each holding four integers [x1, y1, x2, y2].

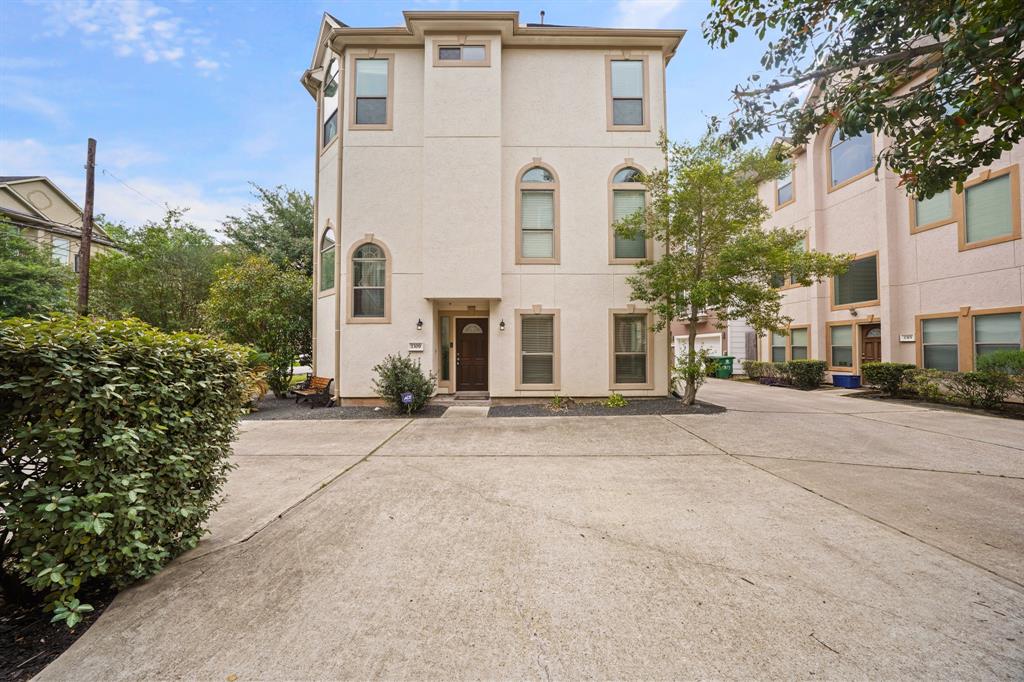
[[715, 356, 734, 379]]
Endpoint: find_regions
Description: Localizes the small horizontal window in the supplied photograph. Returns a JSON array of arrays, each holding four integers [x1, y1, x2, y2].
[[436, 44, 487, 65]]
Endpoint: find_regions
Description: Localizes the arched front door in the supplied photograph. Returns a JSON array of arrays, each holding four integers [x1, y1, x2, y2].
[[456, 319, 488, 392]]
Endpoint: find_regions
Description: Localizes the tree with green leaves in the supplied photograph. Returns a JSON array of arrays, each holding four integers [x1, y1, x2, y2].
[[221, 184, 314, 276], [201, 256, 312, 398], [704, 0, 1023, 198], [615, 133, 852, 404], [0, 221, 75, 318], [90, 208, 229, 331]]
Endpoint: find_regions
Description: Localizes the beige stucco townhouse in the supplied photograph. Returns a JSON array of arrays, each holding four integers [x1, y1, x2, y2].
[[756, 74, 1023, 379], [1, 176, 116, 269], [301, 11, 684, 402]]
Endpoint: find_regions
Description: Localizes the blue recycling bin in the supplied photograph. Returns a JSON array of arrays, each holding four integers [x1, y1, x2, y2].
[[832, 374, 861, 388]]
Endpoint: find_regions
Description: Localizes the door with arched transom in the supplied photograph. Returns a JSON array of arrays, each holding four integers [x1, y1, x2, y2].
[[456, 319, 488, 392]]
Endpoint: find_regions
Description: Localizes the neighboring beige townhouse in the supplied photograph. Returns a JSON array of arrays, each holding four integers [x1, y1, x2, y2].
[[302, 11, 684, 401], [757, 77, 1023, 378], [1, 176, 116, 269]]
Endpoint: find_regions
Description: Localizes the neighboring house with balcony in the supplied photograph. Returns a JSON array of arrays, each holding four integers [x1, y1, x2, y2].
[[756, 75, 1022, 377], [0, 176, 117, 270], [301, 11, 684, 401]]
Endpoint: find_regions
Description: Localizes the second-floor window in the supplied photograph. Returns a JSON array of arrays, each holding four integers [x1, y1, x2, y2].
[[352, 57, 391, 128], [319, 227, 335, 292], [322, 58, 339, 147], [608, 57, 646, 129], [962, 166, 1018, 249], [832, 253, 878, 309], [435, 43, 488, 66], [775, 164, 794, 208], [517, 164, 558, 263], [351, 242, 388, 320], [610, 166, 647, 261], [828, 129, 873, 189]]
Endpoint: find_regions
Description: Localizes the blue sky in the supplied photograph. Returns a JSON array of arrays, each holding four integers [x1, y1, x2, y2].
[[0, 0, 769, 234]]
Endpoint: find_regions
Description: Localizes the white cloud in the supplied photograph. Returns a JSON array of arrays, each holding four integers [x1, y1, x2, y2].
[[612, 0, 684, 28], [194, 58, 220, 75], [40, 0, 218, 74]]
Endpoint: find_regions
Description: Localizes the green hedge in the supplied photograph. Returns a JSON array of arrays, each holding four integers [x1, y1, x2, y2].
[[0, 315, 249, 626], [372, 353, 436, 413], [861, 362, 916, 395], [786, 360, 827, 389]]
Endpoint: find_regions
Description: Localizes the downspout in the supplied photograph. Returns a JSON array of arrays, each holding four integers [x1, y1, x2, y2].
[[333, 41, 345, 404], [311, 73, 321, 376]]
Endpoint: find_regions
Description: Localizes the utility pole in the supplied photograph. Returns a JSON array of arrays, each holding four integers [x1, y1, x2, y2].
[[77, 138, 96, 315]]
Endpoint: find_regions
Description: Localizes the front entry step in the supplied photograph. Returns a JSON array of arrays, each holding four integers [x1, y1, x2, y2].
[[442, 405, 490, 419], [454, 391, 490, 401]]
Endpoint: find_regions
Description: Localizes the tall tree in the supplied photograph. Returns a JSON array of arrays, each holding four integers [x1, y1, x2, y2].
[[704, 0, 1024, 198], [0, 221, 75, 318], [221, 184, 314, 276], [616, 133, 851, 404], [202, 256, 312, 398], [90, 209, 228, 332]]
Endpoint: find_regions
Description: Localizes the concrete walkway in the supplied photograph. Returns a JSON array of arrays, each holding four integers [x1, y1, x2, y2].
[[40, 380, 1024, 680]]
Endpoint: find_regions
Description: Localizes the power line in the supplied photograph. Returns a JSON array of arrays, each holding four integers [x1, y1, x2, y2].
[[100, 167, 168, 210]]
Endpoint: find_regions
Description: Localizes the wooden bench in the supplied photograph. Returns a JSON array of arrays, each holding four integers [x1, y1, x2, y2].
[[290, 375, 334, 408]]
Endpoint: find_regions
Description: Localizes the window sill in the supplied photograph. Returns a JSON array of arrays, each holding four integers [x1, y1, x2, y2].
[[317, 288, 336, 299], [958, 232, 1020, 252], [910, 217, 958, 235], [830, 299, 880, 312], [827, 167, 874, 193], [346, 317, 391, 324], [607, 124, 651, 132]]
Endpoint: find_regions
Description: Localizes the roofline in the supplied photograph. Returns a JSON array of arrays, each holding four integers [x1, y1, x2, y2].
[[0, 207, 117, 247], [301, 10, 685, 98]]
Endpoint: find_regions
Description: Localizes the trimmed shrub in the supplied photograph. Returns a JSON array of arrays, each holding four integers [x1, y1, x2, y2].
[[785, 360, 827, 389], [946, 371, 1013, 409], [741, 360, 765, 379], [372, 353, 436, 413], [902, 368, 948, 402], [977, 350, 1024, 400], [771, 362, 791, 384], [0, 315, 249, 626], [861, 362, 916, 396]]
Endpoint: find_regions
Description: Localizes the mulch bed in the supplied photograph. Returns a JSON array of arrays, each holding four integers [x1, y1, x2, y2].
[[243, 396, 447, 420], [1, 585, 116, 682], [844, 390, 1024, 419], [488, 397, 724, 418]]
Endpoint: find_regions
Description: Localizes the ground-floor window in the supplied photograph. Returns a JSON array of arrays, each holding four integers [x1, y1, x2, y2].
[[612, 313, 649, 386], [921, 317, 958, 371], [439, 316, 451, 381], [518, 312, 557, 388], [790, 327, 809, 360], [974, 312, 1022, 359], [771, 332, 786, 363], [828, 324, 854, 369]]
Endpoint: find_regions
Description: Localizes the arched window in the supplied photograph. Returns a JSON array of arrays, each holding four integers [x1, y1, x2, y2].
[[350, 242, 388, 320], [610, 165, 647, 261], [319, 227, 335, 292], [516, 163, 559, 264], [828, 130, 873, 188]]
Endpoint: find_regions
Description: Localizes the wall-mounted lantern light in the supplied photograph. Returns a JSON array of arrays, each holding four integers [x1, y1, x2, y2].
[[416, 318, 423, 330], [499, 319, 506, 332]]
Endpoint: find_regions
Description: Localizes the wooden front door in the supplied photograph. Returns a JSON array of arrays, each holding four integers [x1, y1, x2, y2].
[[860, 324, 882, 365], [456, 319, 488, 391]]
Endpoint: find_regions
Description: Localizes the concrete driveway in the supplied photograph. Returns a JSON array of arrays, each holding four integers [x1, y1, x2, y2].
[[40, 380, 1024, 680]]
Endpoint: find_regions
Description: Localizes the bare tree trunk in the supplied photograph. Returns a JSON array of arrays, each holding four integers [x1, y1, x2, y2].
[[682, 314, 699, 405]]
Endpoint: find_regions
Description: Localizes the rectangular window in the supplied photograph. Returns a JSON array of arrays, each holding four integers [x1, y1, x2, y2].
[[790, 328, 809, 360], [771, 332, 786, 363], [776, 167, 793, 207], [613, 314, 648, 384], [964, 173, 1012, 245], [913, 189, 952, 230], [440, 316, 451, 381], [921, 317, 958, 371], [829, 324, 853, 368], [322, 110, 338, 147], [788, 239, 806, 286], [833, 254, 878, 307], [612, 189, 646, 259], [609, 59, 644, 127], [51, 237, 70, 265], [354, 58, 389, 126], [974, 312, 1021, 359], [520, 190, 554, 259], [435, 44, 488, 65], [320, 247, 335, 291], [520, 315, 555, 385]]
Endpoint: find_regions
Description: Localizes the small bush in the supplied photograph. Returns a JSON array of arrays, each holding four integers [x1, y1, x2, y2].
[[603, 392, 628, 408], [0, 315, 249, 626], [946, 371, 1013, 409], [771, 362, 791, 384], [902, 368, 948, 402], [977, 350, 1024, 400], [785, 360, 827, 389], [674, 349, 710, 394], [372, 353, 436, 413], [741, 360, 766, 379], [548, 395, 574, 411], [702, 354, 719, 377], [862, 362, 916, 395]]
